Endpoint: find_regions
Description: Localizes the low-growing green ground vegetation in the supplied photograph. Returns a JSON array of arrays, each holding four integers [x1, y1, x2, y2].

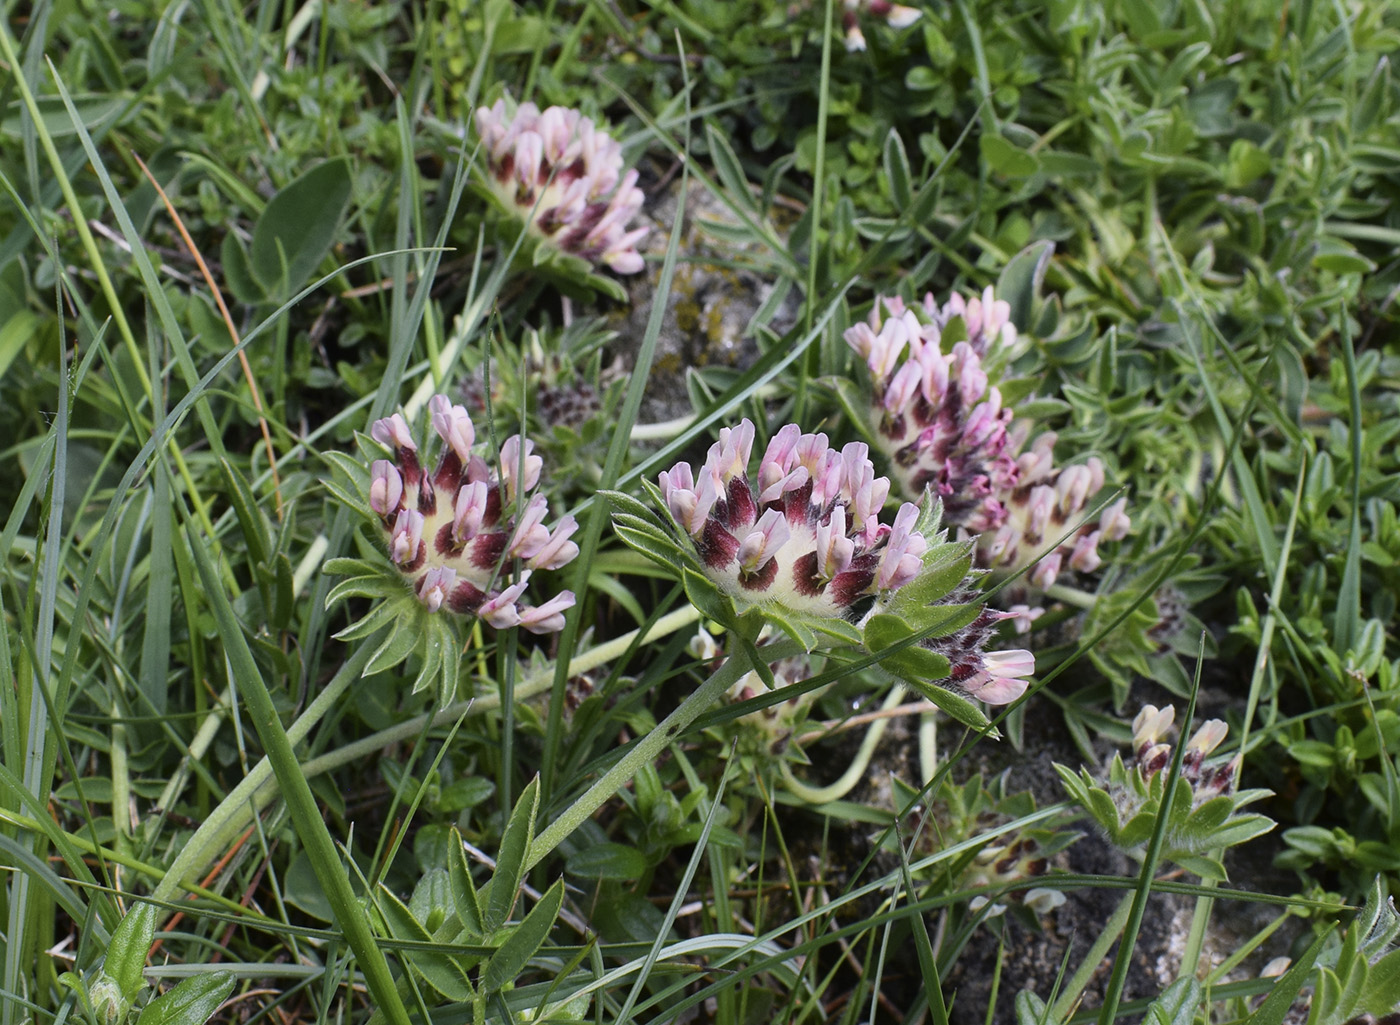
[[4, 0, 1400, 1023]]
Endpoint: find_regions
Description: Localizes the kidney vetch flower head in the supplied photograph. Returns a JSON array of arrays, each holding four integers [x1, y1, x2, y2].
[[1056, 703, 1272, 867], [844, 290, 1129, 592], [474, 99, 648, 275], [367, 395, 579, 633], [650, 419, 1035, 705]]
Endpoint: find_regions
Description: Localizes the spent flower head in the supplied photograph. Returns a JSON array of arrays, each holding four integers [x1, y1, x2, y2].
[[474, 99, 648, 275]]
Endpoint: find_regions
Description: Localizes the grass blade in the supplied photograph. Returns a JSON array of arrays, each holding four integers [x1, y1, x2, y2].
[[182, 521, 411, 1025]]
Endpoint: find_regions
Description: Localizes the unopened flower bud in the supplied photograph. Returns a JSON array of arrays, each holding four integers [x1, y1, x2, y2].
[[89, 977, 128, 1025]]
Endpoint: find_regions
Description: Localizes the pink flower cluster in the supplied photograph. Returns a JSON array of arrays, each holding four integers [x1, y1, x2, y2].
[[1131, 704, 1235, 804], [842, 0, 921, 51], [844, 290, 1129, 591], [658, 420, 927, 618], [368, 396, 578, 633], [982, 433, 1130, 589], [657, 420, 1035, 705], [927, 599, 1037, 705], [474, 100, 648, 275]]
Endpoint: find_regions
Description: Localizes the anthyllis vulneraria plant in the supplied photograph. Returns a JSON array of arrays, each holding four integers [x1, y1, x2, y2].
[[323, 395, 579, 700], [474, 99, 649, 276], [1055, 704, 1273, 879], [609, 419, 1035, 727], [842, 291, 1130, 592]]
